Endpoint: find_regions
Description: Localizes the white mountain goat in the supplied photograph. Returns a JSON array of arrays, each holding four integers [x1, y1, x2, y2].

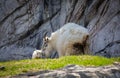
[[41, 23, 90, 58]]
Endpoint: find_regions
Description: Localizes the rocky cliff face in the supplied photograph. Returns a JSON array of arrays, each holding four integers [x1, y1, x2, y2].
[[0, 0, 120, 61]]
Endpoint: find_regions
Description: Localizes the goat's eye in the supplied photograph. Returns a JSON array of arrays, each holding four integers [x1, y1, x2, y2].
[[42, 43, 48, 50], [42, 46, 46, 51], [46, 44, 48, 47], [44, 43, 47, 47]]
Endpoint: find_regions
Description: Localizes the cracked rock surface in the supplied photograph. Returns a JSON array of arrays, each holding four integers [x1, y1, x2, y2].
[[11, 63, 120, 78], [0, 0, 120, 61]]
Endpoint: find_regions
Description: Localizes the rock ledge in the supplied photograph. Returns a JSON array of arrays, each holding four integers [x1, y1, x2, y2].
[[11, 63, 120, 78]]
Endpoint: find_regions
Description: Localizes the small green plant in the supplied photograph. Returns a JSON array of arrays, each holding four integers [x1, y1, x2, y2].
[[0, 55, 120, 77]]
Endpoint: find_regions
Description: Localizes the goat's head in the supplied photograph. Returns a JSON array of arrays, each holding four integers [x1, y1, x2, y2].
[[41, 33, 53, 58]]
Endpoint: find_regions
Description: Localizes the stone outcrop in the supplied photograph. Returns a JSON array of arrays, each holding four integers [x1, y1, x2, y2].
[[11, 63, 120, 78], [0, 0, 120, 61]]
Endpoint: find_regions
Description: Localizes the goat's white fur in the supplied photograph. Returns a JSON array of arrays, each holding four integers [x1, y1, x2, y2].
[[42, 23, 89, 58]]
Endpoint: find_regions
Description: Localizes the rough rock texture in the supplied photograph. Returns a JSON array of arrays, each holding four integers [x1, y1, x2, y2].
[[11, 63, 120, 78], [0, 0, 120, 61]]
